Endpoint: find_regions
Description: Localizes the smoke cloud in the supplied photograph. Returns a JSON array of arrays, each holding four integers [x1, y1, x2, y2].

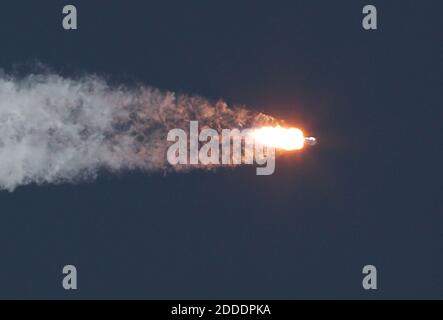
[[0, 72, 277, 191]]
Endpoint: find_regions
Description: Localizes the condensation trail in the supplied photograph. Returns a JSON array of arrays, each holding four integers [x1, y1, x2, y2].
[[0, 73, 278, 191]]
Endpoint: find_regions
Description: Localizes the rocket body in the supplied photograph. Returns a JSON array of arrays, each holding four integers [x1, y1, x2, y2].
[[304, 137, 317, 146]]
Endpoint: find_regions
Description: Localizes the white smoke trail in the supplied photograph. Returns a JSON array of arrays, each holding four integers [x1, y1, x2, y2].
[[0, 72, 277, 191]]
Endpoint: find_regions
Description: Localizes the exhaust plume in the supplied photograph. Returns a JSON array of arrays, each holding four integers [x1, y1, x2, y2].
[[0, 72, 278, 191]]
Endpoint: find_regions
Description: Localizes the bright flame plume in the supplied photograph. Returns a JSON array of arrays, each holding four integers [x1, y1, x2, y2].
[[253, 126, 305, 151]]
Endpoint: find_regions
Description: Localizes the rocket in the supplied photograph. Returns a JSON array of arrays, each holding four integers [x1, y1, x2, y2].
[[304, 137, 317, 146]]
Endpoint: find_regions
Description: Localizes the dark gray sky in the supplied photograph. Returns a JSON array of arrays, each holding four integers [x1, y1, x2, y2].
[[0, 0, 441, 299]]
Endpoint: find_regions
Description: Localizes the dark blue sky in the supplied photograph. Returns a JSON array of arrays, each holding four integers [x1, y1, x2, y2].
[[0, 1, 441, 299]]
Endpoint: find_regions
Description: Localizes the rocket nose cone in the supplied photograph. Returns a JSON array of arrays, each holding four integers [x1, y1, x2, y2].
[[305, 137, 317, 146]]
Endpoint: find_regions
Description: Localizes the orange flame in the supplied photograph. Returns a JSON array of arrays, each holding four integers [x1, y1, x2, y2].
[[253, 126, 305, 151]]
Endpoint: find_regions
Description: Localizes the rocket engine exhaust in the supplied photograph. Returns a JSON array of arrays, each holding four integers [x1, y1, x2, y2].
[[252, 126, 317, 150], [0, 71, 315, 191]]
